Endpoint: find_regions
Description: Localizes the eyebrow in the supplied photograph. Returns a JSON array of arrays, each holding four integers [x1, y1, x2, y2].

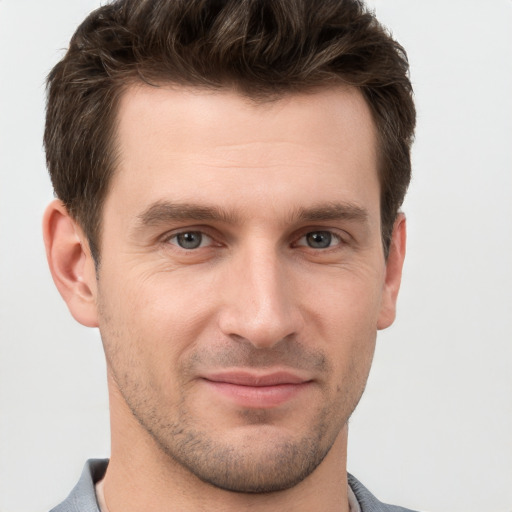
[[137, 201, 240, 226], [293, 202, 369, 223], [136, 200, 368, 228]]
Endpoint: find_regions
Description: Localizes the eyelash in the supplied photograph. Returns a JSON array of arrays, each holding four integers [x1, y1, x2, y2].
[[293, 231, 343, 250], [166, 231, 216, 250], [164, 228, 347, 251]]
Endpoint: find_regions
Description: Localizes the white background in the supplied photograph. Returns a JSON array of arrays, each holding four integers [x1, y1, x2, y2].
[[0, 1, 511, 511]]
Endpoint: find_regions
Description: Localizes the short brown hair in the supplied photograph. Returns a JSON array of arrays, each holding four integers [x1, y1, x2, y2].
[[45, 0, 415, 262]]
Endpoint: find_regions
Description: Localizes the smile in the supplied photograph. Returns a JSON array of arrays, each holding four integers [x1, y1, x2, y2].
[[201, 371, 314, 408]]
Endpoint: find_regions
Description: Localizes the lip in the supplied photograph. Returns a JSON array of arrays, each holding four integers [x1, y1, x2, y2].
[[200, 370, 313, 408]]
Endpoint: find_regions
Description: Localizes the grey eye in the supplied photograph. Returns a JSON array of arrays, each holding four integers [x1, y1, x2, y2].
[[174, 231, 204, 249], [305, 231, 334, 249]]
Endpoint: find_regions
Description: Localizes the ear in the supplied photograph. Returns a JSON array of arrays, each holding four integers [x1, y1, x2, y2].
[[377, 213, 407, 330], [43, 199, 99, 327]]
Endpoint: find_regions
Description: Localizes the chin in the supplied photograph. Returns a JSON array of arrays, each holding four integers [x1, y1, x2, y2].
[[148, 414, 337, 494]]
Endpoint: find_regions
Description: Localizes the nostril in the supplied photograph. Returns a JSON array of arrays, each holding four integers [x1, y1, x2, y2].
[[218, 302, 303, 350]]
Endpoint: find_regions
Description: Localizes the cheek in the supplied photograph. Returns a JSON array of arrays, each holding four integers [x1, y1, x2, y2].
[[303, 265, 385, 335], [320, 296, 377, 387], [99, 267, 219, 363], [301, 270, 382, 387]]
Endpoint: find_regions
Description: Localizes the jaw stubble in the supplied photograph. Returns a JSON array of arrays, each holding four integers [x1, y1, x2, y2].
[[98, 286, 373, 495]]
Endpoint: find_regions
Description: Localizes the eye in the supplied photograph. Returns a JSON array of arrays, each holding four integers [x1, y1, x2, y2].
[[168, 231, 212, 250], [296, 231, 341, 249]]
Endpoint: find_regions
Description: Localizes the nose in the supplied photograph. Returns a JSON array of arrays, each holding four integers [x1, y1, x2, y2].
[[217, 243, 304, 349]]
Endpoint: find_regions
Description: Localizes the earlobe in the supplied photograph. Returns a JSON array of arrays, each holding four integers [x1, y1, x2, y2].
[[377, 213, 407, 330], [43, 199, 99, 327]]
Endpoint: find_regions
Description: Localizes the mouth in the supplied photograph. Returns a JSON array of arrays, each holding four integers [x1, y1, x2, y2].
[[200, 370, 314, 409]]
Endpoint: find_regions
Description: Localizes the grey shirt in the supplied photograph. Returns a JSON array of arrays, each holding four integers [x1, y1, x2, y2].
[[50, 459, 419, 512]]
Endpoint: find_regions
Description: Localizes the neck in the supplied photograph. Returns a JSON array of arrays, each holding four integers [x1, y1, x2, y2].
[[103, 376, 350, 512]]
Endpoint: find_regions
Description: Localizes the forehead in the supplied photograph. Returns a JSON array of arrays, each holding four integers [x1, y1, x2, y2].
[[115, 83, 376, 155], [110, 83, 379, 218]]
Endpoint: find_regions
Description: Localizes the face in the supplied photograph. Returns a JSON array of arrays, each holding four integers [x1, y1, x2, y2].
[[90, 85, 401, 492]]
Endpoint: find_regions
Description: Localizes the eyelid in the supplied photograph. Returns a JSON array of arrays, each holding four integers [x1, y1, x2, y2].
[[291, 227, 349, 248], [161, 227, 219, 248], [294, 231, 341, 248], [169, 231, 213, 249], [158, 225, 350, 250]]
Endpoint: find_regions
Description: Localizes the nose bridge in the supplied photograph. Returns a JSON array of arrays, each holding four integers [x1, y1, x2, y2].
[[219, 237, 301, 348]]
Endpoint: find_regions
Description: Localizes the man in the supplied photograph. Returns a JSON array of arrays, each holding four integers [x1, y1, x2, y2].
[[43, 0, 416, 510]]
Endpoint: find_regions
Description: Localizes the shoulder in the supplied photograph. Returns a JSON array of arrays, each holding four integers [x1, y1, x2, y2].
[[49, 459, 108, 512], [348, 473, 421, 512]]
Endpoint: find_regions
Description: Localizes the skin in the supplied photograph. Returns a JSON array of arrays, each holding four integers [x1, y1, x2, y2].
[[44, 84, 406, 512]]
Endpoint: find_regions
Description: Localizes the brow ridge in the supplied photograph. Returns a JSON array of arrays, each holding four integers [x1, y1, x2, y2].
[[293, 202, 369, 223], [137, 200, 369, 228], [138, 201, 240, 226]]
